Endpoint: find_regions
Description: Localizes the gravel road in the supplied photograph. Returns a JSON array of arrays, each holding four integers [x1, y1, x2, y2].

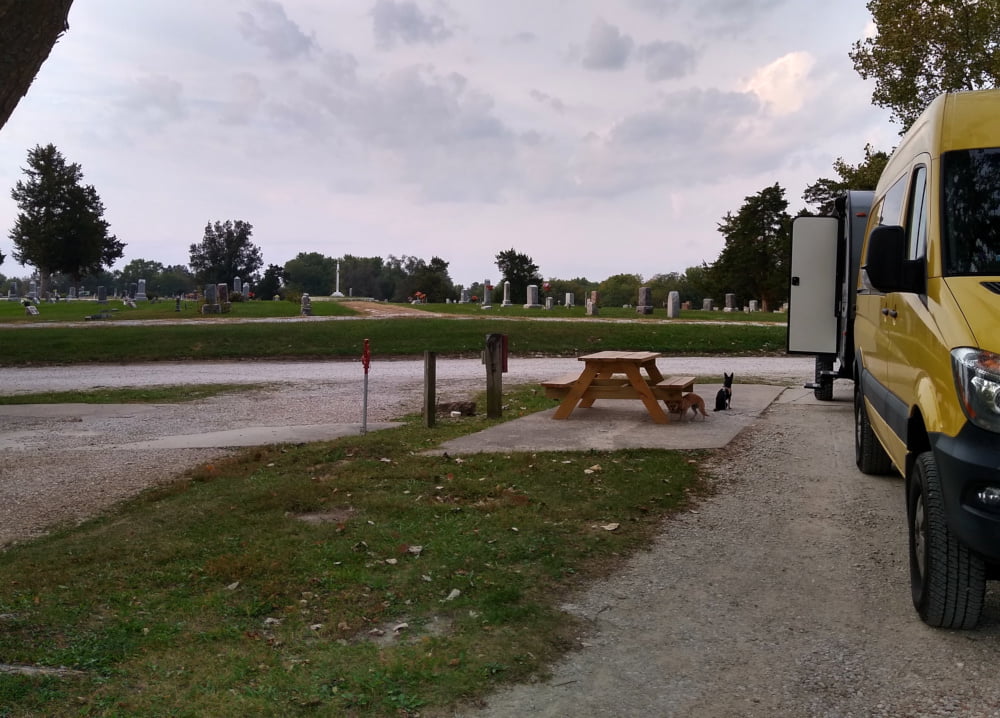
[[458, 383, 1000, 718], [5, 354, 1000, 716]]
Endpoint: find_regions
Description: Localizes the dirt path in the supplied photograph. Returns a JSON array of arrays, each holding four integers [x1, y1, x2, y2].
[[458, 384, 1000, 717]]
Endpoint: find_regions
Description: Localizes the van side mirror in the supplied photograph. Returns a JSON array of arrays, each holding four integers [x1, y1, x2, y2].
[[864, 225, 925, 294]]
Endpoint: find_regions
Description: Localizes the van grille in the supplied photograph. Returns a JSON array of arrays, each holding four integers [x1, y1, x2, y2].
[[982, 282, 1000, 294]]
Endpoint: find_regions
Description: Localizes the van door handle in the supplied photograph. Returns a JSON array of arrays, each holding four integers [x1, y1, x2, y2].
[[881, 308, 898, 318]]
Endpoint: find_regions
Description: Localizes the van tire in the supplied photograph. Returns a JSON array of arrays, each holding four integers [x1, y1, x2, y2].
[[814, 357, 834, 401], [908, 451, 985, 629], [854, 384, 892, 475]]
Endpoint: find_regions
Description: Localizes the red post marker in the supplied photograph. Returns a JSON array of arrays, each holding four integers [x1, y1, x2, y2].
[[362, 338, 371, 374]]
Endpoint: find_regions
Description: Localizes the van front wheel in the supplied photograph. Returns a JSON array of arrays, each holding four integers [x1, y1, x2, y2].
[[908, 451, 985, 629]]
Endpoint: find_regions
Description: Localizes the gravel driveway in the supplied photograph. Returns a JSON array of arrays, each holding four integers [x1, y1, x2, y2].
[[5, 354, 1000, 716]]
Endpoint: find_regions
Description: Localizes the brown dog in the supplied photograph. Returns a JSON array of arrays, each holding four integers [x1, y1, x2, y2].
[[668, 392, 708, 421]]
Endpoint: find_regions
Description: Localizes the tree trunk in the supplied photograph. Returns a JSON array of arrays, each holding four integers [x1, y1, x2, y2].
[[0, 0, 75, 130]]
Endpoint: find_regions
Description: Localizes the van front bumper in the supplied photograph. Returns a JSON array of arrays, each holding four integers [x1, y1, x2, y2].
[[931, 424, 1000, 562]]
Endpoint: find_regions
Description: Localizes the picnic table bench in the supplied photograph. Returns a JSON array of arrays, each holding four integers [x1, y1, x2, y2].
[[540, 350, 696, 423]]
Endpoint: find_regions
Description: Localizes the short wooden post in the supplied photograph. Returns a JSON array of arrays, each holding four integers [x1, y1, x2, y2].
[[485, 333, 504, 418], [424, 350, 436, 428]]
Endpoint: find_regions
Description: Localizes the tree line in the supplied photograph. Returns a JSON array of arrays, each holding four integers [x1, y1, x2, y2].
[[3, 0, 998, 307]]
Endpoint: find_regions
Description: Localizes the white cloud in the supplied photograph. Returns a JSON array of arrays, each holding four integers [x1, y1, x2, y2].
[[744, 51, 816, 115]]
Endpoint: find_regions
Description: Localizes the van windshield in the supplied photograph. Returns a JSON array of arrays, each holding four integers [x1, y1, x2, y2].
[[942, 148, 1000, 275]]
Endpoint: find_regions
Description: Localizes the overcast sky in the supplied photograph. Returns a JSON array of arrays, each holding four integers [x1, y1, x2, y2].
[[0, 0, 897, 289]]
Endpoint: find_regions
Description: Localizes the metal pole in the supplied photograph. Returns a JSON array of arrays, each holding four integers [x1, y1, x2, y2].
[[361, 338, 371, 434]]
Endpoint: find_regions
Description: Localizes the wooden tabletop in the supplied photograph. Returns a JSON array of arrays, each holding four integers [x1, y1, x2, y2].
[[578, 351, 661, 362]]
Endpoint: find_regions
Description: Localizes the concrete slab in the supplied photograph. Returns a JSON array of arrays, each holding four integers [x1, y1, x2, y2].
[[429, 383, 787, 455], [105, 423, 403, 450]]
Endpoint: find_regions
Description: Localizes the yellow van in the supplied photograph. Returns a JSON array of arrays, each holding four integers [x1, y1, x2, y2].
[[855, 89, 1000, 629]]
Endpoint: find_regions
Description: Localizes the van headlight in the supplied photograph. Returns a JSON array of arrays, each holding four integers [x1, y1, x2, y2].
[[952, 348, 1000, 432]]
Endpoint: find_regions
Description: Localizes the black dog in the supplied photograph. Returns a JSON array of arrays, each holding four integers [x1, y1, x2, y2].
[[714, 372, 733, 411]]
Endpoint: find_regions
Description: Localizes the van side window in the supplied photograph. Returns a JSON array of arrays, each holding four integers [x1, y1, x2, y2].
[[879, 175, 907, 226], [942, 148, 1000, 275], [907, 166, 928, 260]]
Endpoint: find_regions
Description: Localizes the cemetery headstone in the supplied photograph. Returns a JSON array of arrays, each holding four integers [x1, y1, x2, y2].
[[98, 286, 107, 304], [233, 276, 242, 296], [481, 279, 492, 309], [565, 292, 574, 307], [749, 300, 758, 312], [202, 283, 221, 314], [545, 296, 553, 310], [586, 290, 600, 316], [523, 284, 541, 309], [702, 298, 713, 311], [68, 286, 77, 300], [135, 279, 147, 301], [667, 290, 681, 318], [502, 280, 512, 307], [724, 293, 736, 312], [28, 281, 37, 300], [301, 293, 312, 316], [636, 286, 653, 315]]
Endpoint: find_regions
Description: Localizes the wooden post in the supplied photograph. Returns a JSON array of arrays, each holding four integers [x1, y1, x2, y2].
[[423, 350, 436, 428], [485, 333, 504, 419]]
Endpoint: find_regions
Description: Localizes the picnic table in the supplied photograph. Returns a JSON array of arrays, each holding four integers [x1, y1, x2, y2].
[[541, 350, 695, 424]]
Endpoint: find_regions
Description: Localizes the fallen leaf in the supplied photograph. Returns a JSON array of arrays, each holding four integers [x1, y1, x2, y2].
[[226, 581, 240, 591], [385, 558, 398, 565], [601, 523, 620, 531], [407, 545, 424, 556], [393, 622, 409, 633], [444, 589, 461, 601], [589, 464, 602, 471]]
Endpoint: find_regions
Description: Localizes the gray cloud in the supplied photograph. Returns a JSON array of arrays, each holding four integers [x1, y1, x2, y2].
[[694, 0, 786, 33], [582, 18, 634, 71], [117, 74, 187, 130], [238, 0, 317, 61], [529, 89, 566, 114], [636, 40, 698, 81], [372, 0, 453, 49]]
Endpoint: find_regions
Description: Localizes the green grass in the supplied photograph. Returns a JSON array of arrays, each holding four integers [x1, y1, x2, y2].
[[0, 316, 786, 366], [0, 384, 267, 405], [421, 302, 787, 322], [0, 386, 709, 717], [0, 296, 358, 323]]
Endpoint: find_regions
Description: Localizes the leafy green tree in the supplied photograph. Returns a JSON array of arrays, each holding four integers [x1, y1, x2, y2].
[[284, 252, 336, 295], [255, 264, 285, 300], [405, 256, 455, 302], [0, 0, 74, 130], [802, 143, 891, 215], [543, 277, 598, 306], [158, 264, 197, 297], [340, 255, 388, 299], [709, 183, 791, 311], [118, 258, 164, 293], [850, 0, 1000, 130], [597, 273, 643, 307], [9, 143, 125, 293], [188, 220, 263, 286], [495, 248, 542, 304]]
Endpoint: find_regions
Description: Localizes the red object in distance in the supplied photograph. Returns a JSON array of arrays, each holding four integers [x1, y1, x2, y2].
[[362, 338, 371, 373]]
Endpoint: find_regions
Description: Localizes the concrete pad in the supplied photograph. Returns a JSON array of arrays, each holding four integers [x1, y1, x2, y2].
[[105, 423, 403, 450], [430, 383, 787, 455]]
